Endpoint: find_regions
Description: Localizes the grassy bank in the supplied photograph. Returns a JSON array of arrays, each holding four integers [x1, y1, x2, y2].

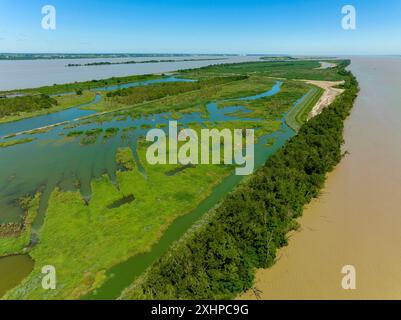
[[120, 64, 358, 300], [1, 74, 161, 96], [285, 86, 324, 131], [0, 92, 97, 125]]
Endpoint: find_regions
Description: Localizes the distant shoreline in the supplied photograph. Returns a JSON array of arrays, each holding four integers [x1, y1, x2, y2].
[[65, 58, 228, 67], [0, 53, 238, 61]]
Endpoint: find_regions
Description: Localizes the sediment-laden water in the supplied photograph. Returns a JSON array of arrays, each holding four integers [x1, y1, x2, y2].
[[241, 56, 401, 300]]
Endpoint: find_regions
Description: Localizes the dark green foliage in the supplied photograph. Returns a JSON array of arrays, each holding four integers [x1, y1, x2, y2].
[[123, 65, 359, 300], [104, 127, 119, 139], [0, 94, 58, 118], [80, 128, 103, 145], [66, 130, 84, 137], [181, 60, 351, 82]]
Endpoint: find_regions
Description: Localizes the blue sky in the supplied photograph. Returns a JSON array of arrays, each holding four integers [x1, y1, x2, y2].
[[0, 0, 400, 55]]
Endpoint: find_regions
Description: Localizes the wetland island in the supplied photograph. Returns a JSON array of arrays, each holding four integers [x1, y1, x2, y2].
[[0, 59, 358, 299]]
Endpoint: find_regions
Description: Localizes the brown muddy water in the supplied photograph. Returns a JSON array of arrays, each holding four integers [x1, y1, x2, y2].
[[0, 255, 34, 297], [241, 56, 401, 300]]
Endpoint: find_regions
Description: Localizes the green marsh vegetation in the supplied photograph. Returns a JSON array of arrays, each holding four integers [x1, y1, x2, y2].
[[285, 86, 324, 131], [120, 63, 359, 300], [0, 91, 97, 124], [0, 138, 36, 148], [0, 194, 40, 257], [0, 94, 57, 118], [3, 140, 232, 299], [181, 60, 348, 81], [0, 59, 351, 299], [2, 74, 161, 96], [116, 148, 136, 171]]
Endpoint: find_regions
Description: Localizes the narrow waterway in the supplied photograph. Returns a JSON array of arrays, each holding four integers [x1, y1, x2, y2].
[[241, 56, 401, 300]]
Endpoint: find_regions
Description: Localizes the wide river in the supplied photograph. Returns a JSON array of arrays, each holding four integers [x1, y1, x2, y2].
[[241, 56, 401, 300], [0, 55, 260, 91]]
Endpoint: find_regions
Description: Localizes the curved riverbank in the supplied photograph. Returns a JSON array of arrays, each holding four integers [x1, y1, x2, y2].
[[241, 56, 401, 300]]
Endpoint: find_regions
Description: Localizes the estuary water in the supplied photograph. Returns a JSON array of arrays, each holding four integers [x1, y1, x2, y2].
[[241, 56, 401, 300], [0, 56, 259, 91]]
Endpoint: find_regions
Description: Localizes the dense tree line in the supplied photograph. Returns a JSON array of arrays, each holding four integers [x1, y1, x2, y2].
[[106, 76, 248, 105], [121, 66, 359, 300], [0, 94, 58, 118]]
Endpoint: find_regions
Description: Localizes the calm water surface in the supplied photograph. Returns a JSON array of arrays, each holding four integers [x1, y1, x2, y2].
[[0, 56, 260, 91], [0, 255, 34, 297]]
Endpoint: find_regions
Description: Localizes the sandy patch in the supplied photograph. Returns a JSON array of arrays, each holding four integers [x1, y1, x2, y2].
[[304, 80, 345, 118], [316, 61, 337, 69]]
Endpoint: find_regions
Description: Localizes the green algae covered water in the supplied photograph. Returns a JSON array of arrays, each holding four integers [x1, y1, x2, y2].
[[0, 255, 34, 297]]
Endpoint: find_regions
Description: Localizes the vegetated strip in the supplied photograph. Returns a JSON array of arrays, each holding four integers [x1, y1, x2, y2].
[[120, 63, 359, 300], [285, 86, 324, 131], [66, 58, 227, 67], [0, 138, 36, 148]]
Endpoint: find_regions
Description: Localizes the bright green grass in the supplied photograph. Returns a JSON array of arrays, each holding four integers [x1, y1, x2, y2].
[[180, 60, 348, 81], [3, 144, 233, 299], [285, 86, 324, 131]]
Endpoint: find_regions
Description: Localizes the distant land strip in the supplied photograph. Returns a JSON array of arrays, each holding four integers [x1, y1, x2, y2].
[[65, 58, 228, 67]]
